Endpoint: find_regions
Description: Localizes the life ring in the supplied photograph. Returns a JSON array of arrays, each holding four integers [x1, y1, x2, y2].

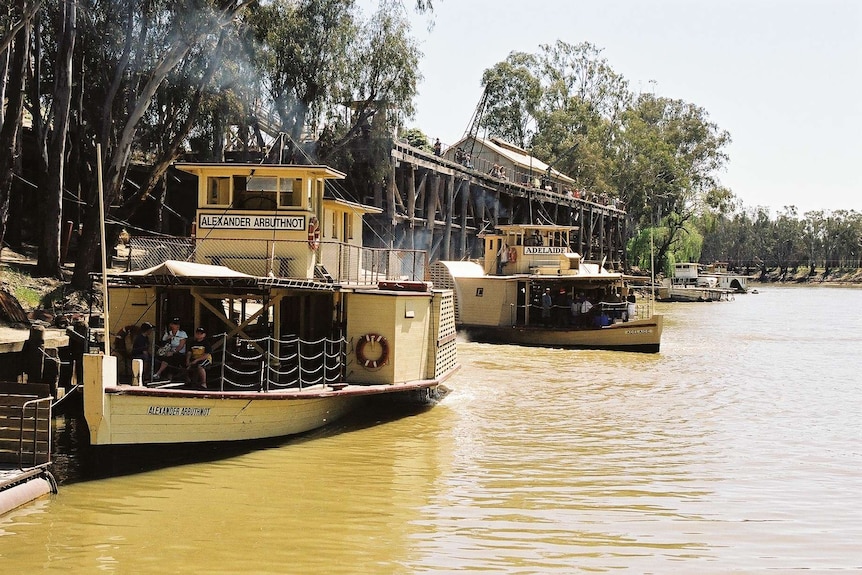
[[507, 247, 518, 263], [355, 333, 389, 369], [307, 216, 321, 250]]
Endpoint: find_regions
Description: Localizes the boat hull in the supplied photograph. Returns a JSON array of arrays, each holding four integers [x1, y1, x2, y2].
[[460, 315, 663, 353], [657, 286, 732, 302], [84, 355, 450, 446]]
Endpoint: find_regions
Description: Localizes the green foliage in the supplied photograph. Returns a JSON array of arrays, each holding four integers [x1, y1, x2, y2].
[[400, 127, 431, 151], [478, 42, 731, 272], [480, 52, 542, 148]]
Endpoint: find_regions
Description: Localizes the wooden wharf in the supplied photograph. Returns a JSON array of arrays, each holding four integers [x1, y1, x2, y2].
[[363, 140, 628, 269]]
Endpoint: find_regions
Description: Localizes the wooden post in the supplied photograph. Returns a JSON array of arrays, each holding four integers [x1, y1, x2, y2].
[[459, 178, 469, 258], [442, 175, 454, 260], [387, 156, 397, 247], [406, 164, 417, 250]]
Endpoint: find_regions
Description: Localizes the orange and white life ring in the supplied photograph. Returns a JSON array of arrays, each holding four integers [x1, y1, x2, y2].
[[355, 333, 389, 369], [307, 216, 321, 250], [508, 247, 518, 263]]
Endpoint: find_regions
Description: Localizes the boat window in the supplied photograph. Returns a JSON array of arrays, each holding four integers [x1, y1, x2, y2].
[[230, 175, 276, 209], [330, 211, 339, 239], [345, 212, 353, 239], [206, 177, 231, 206], [279, 178, 304, 208]]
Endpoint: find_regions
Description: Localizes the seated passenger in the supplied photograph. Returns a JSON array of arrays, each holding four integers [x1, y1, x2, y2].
[[186, 327, 213, 389], [153, 317, 187, 380]]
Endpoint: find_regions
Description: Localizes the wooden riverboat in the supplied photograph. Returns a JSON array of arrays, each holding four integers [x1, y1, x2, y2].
[[431, 224, 662, 353], [83, 163, 459, 448]]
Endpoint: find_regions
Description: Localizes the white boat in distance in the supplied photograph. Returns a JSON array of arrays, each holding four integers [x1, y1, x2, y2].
[[84, 163, 459, 450], [657, 262, 747, 302]]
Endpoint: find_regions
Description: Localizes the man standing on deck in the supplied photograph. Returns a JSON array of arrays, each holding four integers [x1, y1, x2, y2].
[[541, 288, 553, 326]]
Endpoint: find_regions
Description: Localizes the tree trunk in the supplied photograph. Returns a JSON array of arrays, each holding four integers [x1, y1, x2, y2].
[[36, 0, 77, 278], [0, 21, 29, 253]]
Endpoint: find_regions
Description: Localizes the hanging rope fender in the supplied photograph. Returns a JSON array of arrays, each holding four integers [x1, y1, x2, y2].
[[355, 333, 389, 369], [307, 216, 321, 250]]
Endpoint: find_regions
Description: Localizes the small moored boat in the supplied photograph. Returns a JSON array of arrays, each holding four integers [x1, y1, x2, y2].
[[657, 262, 738, 302]]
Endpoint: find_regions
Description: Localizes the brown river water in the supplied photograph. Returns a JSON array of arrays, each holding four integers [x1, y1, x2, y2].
[[1, 285, 860, 573]]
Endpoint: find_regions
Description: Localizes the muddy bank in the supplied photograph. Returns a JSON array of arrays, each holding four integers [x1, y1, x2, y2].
[[752, 267, 862, 286]]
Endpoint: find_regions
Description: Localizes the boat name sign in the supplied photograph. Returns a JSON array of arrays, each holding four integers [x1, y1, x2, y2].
[[148, 406, 211, 416], [199, 214, 306, 230], [523, 247, 568, 255]]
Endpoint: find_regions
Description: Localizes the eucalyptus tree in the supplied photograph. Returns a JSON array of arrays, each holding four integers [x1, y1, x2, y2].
[[68, 0, 254, 288], [399, 127, 431, 151], [32, 0, 77, 278], [529, 41, 631, 196], [0, 1, 40, 253], [615, 93, 730, 272], [479, 52, 541, 149], [319, 0, 421, 161], [249, 0, 357, 149], [770, 206, 804, 277], [476, 42, 629, 195]]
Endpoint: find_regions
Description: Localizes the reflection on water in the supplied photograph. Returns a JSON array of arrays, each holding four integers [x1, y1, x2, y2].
[[1, 286, 861, 573]]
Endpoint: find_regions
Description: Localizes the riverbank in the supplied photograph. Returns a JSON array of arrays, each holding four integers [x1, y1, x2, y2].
[[752, 266, 862, 286]]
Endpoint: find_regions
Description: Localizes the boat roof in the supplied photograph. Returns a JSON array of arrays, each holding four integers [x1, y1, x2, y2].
[[323, 196, 383, 215], [493, 224, 580, 234], [107, 260, 338, 291], [437, 260, 622, 281], [436, 261, 486, 277], [174, 163, 346, 180], [447, 136, 576, 184]]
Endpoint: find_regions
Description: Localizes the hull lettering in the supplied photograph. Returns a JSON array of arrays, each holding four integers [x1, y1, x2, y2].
[[148, 406, 211, 416]]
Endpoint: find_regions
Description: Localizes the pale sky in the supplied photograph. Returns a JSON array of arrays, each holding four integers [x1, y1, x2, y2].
[[393, 0, 861, 215]]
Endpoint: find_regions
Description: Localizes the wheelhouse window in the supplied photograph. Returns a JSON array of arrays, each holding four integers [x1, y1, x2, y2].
[[279, 178, 304, 208], [207, 177, 231, 206]]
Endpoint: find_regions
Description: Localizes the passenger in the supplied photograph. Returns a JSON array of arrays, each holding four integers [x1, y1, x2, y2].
[[626, 292, 637, 321], [153, 317, 187, 380], [433, 138, 441, 156], [186, 327, 213, 389], [570, 293, 582, 325], [541, 288, 553, 327], [497, 242, 509, 275], [131, 322, 154, 379]]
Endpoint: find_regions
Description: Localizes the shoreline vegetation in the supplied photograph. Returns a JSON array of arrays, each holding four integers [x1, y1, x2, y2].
[[752, 267, 862, 286]]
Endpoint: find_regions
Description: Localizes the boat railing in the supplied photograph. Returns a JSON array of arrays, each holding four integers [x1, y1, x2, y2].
[[516, 296, 654, 327], [207, 333, 346, 392], [0, 392, 52, 469], [126, 236, 427, 284]]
